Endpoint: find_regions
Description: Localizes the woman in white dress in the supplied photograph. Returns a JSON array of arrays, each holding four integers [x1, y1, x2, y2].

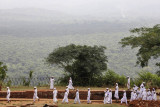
[[114, 83, 119, 102], [74, 89, 81, 104], [87, 88, 91, 104], [6, 87, 11, 103], [142, 89, 147, 100], [104, 88, 109, 104], [152, 90, 157, 101], [53, 88, 58, 103], [68, 77, 74, 89], [62, 89, 69, 104], [130, 90, 134, 101], [107, 89, 112, 104], [127, 76, 130, 90], [33, 87, 39, 103], [50, 76, 55, 89], [121, 90, 127, 105], [147, 89, 152, 100]]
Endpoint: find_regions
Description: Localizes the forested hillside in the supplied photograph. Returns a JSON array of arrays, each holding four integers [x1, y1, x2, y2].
[[0, 8, 159, 78], [0, 33, 158, 78]]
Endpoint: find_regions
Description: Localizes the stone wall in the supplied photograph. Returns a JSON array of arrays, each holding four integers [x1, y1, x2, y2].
[[0, 90, 131, 100]]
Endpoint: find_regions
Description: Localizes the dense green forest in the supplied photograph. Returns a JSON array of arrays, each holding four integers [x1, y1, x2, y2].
[[0, 33, 158, 78]]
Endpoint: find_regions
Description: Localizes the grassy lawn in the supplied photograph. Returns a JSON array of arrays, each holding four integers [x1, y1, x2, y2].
[[1, 86, 128, 91]]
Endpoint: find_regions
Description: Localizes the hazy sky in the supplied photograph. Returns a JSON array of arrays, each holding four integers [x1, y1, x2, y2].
[[0, 0, 160, 18]]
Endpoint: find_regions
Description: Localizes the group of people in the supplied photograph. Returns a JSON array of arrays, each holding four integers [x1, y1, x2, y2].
[[4, 76, 159, 105], [130, 82, 157, 101]]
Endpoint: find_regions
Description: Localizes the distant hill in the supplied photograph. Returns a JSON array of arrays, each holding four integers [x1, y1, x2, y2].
[[0, 8, 159, 78], [0, 8, 159, 37]]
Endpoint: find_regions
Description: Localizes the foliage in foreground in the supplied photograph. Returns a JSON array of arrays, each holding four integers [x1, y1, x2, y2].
[[120, 24, 160, 74], [0, 62, 7, 84], [134, 71, 160, 88], [58, 69, 127, 87]]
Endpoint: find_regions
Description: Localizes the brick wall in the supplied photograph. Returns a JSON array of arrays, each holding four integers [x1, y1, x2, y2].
[[0, 90, 131, 100]]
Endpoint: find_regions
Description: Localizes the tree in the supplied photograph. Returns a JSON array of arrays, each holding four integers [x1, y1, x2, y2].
[[119, 24, 160, 74], [0, 62, 8, 90], [0, 62, 7, 82], [22, 70, 34, 86], [46, 44, 108, 86]]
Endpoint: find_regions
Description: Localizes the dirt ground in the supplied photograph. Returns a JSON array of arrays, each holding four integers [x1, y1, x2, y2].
[[129, 100, 160, 107]]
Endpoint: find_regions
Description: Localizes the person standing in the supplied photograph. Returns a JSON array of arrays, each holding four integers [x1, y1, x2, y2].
[[104, 88, 109, 104], [68, 77, 74, 89], [53, 88, 58, 103], [127, 76, 130, 90], [147, 89, 152, 100], [62, 89, 69, 104], [66, 86, 69, 94], [6, 87, 11, 103], [114, 83, 119, 102], [152, 89, 157, 101], [74, 89, 81, 104], [142, 89, 147, 100], [121, 90, 127, 105], [87, 88, 91, 104], [107, 89, 112, 104], [33, 87, 39, 103], [50, 76, 55, 90], [130, 90, 134, 101]]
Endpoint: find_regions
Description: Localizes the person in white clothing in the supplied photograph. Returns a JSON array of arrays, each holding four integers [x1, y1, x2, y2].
[[74, 89, 81, 104], [67, 77, 74, 89], [66, 86, 69, 94], [127, 76, 130, 90], [140, 86, 145, 99], [133, 91, 137, 100], [142, 89, 147, 100], [107, 89, 112, 104], [33, 87, 39, 103], [136, 89, 141, 100], [121, 90, 127, 105], [114, 83, 119, 102], [53, 88, 58, 103], [104, 88, 109, 104], [152, 90, 157, 101], [140, 82, 145, 90], [62, 89, 69, 104], [147, 89, 152, 100], [6, 87, 11, 103], [50, 76, 55, 89], [87, 88, 91, 104], [133, 85, 138, 91], [130, 90, 134, 101]]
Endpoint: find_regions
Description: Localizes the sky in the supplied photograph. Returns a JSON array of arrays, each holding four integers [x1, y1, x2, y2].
[[0, 0, 160, 18]]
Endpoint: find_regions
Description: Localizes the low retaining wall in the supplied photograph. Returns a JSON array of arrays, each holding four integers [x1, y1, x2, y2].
[[0, 90, 131, 100]]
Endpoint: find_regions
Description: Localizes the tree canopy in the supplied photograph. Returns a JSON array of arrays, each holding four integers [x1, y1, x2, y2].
[[0, 62, 7, 82], [46, 44, 108, 86], [120, 24, 160, 73]]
